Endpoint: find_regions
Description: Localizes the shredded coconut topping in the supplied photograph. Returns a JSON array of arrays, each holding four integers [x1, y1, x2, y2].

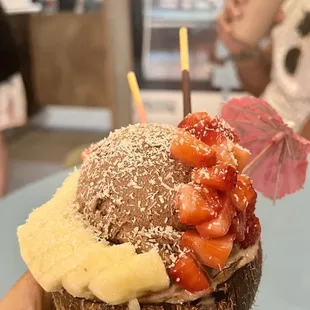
[[77, 123, 191, 264]]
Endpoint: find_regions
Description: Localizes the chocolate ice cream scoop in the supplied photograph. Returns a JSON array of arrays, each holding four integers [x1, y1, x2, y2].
[[77, 123, 191, 265]]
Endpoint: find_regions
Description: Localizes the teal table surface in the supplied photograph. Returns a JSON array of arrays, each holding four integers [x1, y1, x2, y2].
[[0, 168, 309, 309]]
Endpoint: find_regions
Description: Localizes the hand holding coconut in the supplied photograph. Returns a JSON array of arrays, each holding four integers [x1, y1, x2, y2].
[[0, 271, 54, 310]]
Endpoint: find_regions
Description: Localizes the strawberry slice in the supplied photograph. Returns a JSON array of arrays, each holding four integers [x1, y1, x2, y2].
[[200, 129, 227, 146], [181, 230, 234, 270], [196, 199, 235, 238], [192, 164, 237, 191], [233, 144, 251, 172], [241, 212, 261, 249], [176, 184, 221, 225], [247, 190, 258, 214], [200, 117, 239, 146], [210, 117, 239, 143], [212, 143, 237, 168], [230, 174, 256, 212], [169, 253, 212, 293], [230, 212, 246, 243], [170, 130, 216, 168], [178, 112, 212, 138]]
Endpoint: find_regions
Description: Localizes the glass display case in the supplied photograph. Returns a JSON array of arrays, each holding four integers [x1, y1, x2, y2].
[[140, 0, 241, 91], [130, 0, 243, 125]]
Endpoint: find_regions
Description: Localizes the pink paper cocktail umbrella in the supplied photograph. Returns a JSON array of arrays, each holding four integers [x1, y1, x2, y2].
[[221, 96, 310, 202]]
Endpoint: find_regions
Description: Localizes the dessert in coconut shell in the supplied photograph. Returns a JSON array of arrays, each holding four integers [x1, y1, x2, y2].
[[18, 120, 262, 310], [57, 120, 262, 310], [17, 29, 262, 310]]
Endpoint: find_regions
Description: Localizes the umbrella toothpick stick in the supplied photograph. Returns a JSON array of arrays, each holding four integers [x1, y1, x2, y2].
[[243, 132, 286, 175], [127, 72, 148, 124], [179, 27, 192, 117]]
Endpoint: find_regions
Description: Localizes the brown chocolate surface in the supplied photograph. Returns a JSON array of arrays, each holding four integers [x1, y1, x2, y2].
[[77, 124, 191, 265]]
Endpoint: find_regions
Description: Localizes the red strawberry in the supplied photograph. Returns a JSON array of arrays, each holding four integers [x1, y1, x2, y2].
[[200, 129, 227, 146], [196, 199, 235, 238], [181, 230, 235, 270], [170, 130, 216, 168], [169, 253, 212, 293], [176, 184, 221, 225], [212, 144, 237, 168], [230, 212, 246, 243], [241, 212, 261, 249], [192, 164, 237, 191], [178, 112, 212, 138], [232, 144, 251, 172], [247, 191, 258, 214], [230, 174, 256, 212], [210, 117, 239, 143], [199, 117, 238, 145]]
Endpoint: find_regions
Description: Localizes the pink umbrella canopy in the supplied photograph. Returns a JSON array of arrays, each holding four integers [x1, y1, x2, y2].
[[221, 96, 310, 201]]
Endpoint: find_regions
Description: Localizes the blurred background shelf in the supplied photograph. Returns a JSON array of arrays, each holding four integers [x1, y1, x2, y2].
[[2, 0, 245, 196], [2, 0, 42, 14], [6, 6, 41, 14]]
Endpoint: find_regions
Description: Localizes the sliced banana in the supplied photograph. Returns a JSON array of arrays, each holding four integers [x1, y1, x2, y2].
[[62, 243, 136, 298], [89, 250, 170, 305], [17, 170, 170, 304]]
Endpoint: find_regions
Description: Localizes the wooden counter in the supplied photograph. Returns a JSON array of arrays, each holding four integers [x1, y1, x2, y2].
[[8, 0, 133, 128]]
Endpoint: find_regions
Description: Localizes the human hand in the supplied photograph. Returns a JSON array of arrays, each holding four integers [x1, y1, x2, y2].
[[217, 0, 285, 54], [0, 271, 55, 310], [217, 0, 250, 54]]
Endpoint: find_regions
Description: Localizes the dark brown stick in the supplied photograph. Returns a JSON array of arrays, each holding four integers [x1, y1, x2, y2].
[[182, 70, 192, 117]]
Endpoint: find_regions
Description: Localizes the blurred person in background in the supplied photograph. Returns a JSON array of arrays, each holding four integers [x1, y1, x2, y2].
[[217, 0, 310, 139], [0, 5, 27, 197]]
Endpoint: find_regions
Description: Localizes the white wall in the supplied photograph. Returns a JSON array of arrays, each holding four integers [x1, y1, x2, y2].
[[1, 0, 41, 13], [30, 90, 246, 131]]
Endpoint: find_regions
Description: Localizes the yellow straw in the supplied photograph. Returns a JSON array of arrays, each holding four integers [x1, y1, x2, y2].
[[179, 27, 189, 71], [127, 72, 147, 123]]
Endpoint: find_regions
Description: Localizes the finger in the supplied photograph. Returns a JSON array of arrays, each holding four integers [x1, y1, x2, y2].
[[217, 14, 232, 37], [44, 292, 55, 310], [225, 0, 242, 21]]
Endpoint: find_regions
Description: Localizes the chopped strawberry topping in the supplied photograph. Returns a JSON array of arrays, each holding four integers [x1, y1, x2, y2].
[[247, 191, 258, 214], [170, 130, 216, 168], [176, 184, 221, 225], [232, 144, 251, 172], [209, 117, 239, 143], [199, 117, 239, 146], [181, 230, 234, 270], [169, 253, 212, 293], [171, 112, 261, 274], [178, 112, 212, 138], [200, 129, 227, 146], [196, 199, 235, 238], [230, 212, 246, 243], [192, 164, 237, 191], [212, 143, 238, 168], [241, 211, 261, 249], [230, 174, 256, 212]]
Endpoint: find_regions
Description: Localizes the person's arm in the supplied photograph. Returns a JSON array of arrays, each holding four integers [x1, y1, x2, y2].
[[0, 271, 55, 310], [234, 43, 272, 97]]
